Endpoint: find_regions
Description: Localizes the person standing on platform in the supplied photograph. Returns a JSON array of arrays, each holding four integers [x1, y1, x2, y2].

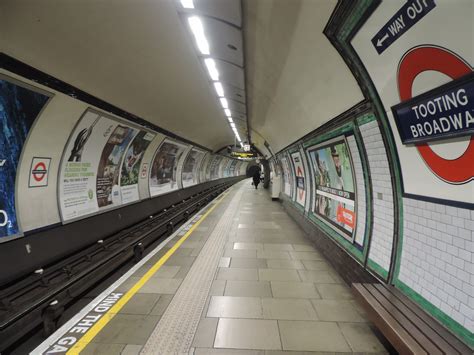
[[252, 168, 261, 189]]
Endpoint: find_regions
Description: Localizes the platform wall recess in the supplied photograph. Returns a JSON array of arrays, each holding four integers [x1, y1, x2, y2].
[[276, 0, 473, 346], [346, 135, 367, 249], [359, 119, 395, 277]]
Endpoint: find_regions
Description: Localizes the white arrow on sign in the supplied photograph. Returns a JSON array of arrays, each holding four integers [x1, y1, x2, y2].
[[376, 33, 389, 47]]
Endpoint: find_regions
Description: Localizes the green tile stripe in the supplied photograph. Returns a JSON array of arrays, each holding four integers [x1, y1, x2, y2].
[[335, 0, 405, 286], [395, 280, 474, 348], [308, 213, 364, 262], [367, 258, 388, 280], [356, 113, 376, 125], [303, 122, 354, 148], [288, 147, 300, 154], [338, 0, 374, 41], [292, 200, 306, 213]]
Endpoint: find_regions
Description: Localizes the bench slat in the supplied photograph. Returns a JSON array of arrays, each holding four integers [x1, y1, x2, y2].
[[365, 284, 443, 355], [387, 285, 472, 354], [374, 284, 462, 355], [352, 283, 428, 355]]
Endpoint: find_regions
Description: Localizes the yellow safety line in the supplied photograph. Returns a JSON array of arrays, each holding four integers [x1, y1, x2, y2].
[[66, 190, 230, 354]]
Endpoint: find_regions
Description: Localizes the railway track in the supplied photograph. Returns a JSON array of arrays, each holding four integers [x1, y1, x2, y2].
[[0, 180, 238, 353]]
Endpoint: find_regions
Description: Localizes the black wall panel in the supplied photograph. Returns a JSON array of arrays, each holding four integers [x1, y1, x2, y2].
[[0, 177, 243, 286]]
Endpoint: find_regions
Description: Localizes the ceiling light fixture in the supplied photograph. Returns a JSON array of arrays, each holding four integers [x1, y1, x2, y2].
[[214, 82, 224, 97], [230, 122, 236, 128], [220, 98, 228, 109], [204, 58, 219, 80], [224, 108, 231, 117], [180, 0, 194, 9], [188, 17, 210, 55], [228, 117, 233, 123]]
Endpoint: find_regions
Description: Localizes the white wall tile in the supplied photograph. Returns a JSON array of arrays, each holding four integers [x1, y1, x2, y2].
[[399, 198, 474, 332], [360, 121, 394, 272]]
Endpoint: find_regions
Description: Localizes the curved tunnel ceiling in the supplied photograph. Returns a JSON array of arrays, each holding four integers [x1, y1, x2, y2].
[[0, 0, 238, 151], [2, 0, 365, 157], [176, 0, 250, 145], [244, 0, 364, 153]]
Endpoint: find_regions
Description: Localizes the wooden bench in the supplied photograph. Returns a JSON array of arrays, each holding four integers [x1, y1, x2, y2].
[[352, 283, 472, 355]]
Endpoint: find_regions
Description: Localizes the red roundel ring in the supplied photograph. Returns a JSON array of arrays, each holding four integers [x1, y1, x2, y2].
[[33, 162, 47, 182], [296, 166, 304, 200], [397, 45, 473, 184]]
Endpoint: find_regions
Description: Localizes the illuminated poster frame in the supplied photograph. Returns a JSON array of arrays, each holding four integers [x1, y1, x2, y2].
[[0, 75, 51, 242], [58, 108, 155, 222], [149, 138, 188, 197], [307, 136, 357, 241], [289, 150, 306, 207], [182, 148, 206, 188], [279, 154, 293, 198]]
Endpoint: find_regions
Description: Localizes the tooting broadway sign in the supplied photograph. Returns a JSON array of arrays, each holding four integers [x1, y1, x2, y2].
[[392, 72, 474, 144]]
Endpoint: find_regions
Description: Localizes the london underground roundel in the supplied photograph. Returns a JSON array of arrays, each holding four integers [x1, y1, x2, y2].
[[397, 45, 474, 184]]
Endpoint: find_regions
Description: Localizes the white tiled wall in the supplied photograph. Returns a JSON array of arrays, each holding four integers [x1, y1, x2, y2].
[[347, 135, 366, 248], [360, 120, 395, 272], [399, 199, 474, 332]]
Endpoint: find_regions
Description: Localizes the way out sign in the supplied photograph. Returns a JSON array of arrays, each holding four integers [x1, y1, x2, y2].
[[29, 157, 51, 187], [371, 0, 436, 54]]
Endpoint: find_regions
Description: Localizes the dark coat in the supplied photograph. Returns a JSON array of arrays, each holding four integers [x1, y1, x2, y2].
[[252, 170, 261, 185]]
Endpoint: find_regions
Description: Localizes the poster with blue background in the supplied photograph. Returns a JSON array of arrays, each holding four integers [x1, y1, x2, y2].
[[0, 78, 49, 240]]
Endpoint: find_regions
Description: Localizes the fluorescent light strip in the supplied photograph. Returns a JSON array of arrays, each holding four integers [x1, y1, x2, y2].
[[214, 82, 224, 97], [188, 17, 210, 55], [180, 0, 194, 8], [204, 58, 219, 81], [186, 12, 248, 144], [220, 98, 228, 109]]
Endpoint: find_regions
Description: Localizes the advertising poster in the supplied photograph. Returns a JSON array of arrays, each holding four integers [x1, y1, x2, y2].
[[234, 160, 243, 177], [149, 140, 187, 196], [222, 158, 232, 178], [291, 151, 306, 206], [59, 110, 139, 221], [352, 1, 473, 206], [200, 154, 211, 182], [0, 78, 49, 240], [96, 125, 137, 208], [120, 131, 155, 203], [209, 156, 223, 180], [269, 159, 277, 176], [228, 159, 238, 177], [280, 156, 292, 197], [308, 138, 356, 239], [182, 148, 205, 188]]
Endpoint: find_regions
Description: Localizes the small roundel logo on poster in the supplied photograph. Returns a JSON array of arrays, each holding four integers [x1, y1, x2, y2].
[[88, 189, 94, 200]]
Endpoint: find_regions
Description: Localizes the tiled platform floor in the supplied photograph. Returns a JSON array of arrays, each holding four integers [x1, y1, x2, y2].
[[81, 180, 388, 355]]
